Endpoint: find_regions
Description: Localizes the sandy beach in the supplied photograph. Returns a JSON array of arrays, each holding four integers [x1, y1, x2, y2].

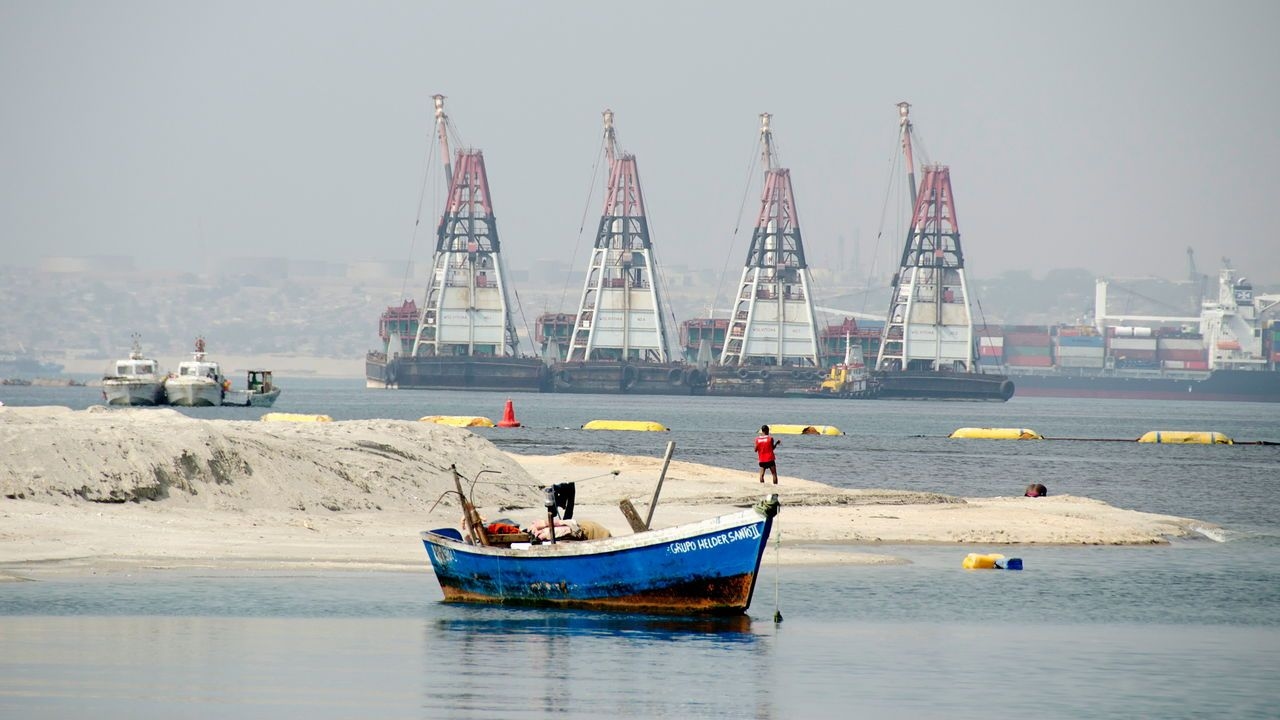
[[0, 407, 1213, 580]]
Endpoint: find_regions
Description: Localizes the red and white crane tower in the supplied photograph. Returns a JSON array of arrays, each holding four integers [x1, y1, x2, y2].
[[876, 102, 977, 373], [411, 96, 521, 358], [719, 113, 821, 368], [566, 110, 675, 362]]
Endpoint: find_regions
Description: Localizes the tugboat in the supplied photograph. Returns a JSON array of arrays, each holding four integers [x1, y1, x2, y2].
[[101, 335, 166, 406], [809, 337, 878, 399]]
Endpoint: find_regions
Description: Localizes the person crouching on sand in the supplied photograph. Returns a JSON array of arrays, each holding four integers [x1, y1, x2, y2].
[[755, 425, 780, 484]]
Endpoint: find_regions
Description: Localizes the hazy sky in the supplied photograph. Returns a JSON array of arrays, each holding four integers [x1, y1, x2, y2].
[[3, 1, 1278, 286]]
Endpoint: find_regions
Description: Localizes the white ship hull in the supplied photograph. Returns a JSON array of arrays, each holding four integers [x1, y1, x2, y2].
[[164, 378, 223, 407], [102, 379, 165, 406]]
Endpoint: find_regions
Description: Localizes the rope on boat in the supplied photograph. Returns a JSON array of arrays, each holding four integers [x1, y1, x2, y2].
[[773, 525, 783, 624], [463, 469, 622, 489]]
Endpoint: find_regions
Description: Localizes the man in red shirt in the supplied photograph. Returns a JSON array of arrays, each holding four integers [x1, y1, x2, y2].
[[755, 425, 780, 484]]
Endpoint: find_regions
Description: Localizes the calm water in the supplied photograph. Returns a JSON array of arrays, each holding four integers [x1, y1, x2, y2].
[[2, 381, 1278, 718]]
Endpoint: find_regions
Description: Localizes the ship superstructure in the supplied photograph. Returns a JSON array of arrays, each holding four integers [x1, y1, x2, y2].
[[707, 113, 824, 396], [1201, 268, 1277, 371]]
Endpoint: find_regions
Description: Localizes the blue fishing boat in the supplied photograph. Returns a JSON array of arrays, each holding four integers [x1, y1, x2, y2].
[[421, 494, 780, 616]]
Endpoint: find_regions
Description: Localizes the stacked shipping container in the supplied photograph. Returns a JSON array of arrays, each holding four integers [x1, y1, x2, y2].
[[1003, 326, 1052, 368], [1054, 327, 1105, 368], [1107, 326, 1158, 369], [1157, 333, 1208, 370], [977, 327, 1003, 368]]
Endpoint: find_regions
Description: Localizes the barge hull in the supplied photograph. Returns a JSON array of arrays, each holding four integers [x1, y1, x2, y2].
[[874, 371, 1015, 402], [549, 361, 707, 395], [367, 353, 546, 392]]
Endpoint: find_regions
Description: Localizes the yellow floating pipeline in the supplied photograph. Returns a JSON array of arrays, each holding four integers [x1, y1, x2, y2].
[[962, 553, 1023, 570], [261, 413, 333, 423], [420, 415, 495, 428], [949, 427, 1043, 440], [768, 424, 843, 436], [581, 420, 669, 432], [1137, 431, 1233, 445]]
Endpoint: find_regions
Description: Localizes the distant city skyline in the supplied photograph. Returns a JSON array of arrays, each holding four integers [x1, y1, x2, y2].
[[2, 1, 1278, 286]]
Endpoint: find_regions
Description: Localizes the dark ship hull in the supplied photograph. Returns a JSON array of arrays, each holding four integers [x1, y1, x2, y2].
[[366, 353, 546, 392], [874, 370, 1015, 401], [549, 361, 707, 395], [705, 366, 829, 398], [1007, 368, 1280, 403]]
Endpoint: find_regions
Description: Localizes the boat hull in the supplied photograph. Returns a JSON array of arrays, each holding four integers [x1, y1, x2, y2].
[[874, 370, 1015, 401], [224, 388, 282, 407], [164, 379, 223, 407], [1007, 368, 1280, 403], [549, 361, 707, 395], [102, 380, 165, 406], [704, 366, 828, 398], [367, 353, 546, 392], [421, 500, 778, 616], [247, 388, 281, 407]]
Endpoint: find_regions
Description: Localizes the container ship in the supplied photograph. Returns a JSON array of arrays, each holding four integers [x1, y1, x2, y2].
[[366, 96, 545, 392], [989, 268, 1280, 402]]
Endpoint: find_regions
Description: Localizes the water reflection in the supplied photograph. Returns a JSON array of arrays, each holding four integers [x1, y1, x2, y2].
[[422, 607, 775, 718], [433, 607, 757, 640]]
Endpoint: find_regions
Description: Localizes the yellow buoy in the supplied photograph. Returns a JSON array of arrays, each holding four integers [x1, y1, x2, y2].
[[419, 416, 495, 428], [261, 413, 333, 423], [581, 420, 668, 432], [768, 424, 843, 436], [1137, 431, 1233, 445], [962, 553, 1005, 569], [962, 552, 1022, 570], [949, 427, 1043, 440]]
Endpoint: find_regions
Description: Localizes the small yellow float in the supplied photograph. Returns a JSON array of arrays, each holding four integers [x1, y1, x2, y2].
[[260, 413, 333, 423], [581, 420, 669, 432], [767, 424, 843, 436], [419, 416, 495, 428], [949, 427, 1043, 440], [1137, 431, 1232, 445]]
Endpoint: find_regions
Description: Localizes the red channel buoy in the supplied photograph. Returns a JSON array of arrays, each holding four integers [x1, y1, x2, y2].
[[497, 398, 521, 428]]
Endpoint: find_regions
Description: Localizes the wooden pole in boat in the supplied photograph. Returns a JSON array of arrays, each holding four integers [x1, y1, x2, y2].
[[451, 464, 490, 546], [643, 441, 676, 530], [544, 486, 558, 545]]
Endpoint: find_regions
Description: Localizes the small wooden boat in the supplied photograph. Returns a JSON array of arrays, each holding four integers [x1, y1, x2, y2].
[[421, 466, 779, 616], [225, 369, 281, 407]]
